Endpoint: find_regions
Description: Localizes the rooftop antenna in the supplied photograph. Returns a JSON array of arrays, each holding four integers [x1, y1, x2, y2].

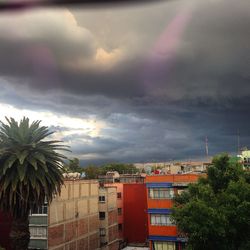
[[205, 136, 209, 160]]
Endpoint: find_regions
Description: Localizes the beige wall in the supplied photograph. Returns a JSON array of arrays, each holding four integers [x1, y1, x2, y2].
[[49, 180, 99, 225], [48, 180, 100, 250], [99, 186, 118, 250], [89, 198, 98, 214], [107, 188, 117, 211], [99, 186, 117, 213], [80, 183, 89, 197]]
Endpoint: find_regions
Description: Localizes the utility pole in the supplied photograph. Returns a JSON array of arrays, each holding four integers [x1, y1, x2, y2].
[[237, 129, 240, 155], [205, 136, 209, 160]]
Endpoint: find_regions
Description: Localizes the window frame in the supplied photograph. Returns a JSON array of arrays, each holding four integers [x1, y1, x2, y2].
[[29, 226, 47, 239], [154, 241, 176, 250], [99, 211, 106, 220], [150, 214, 174, 226], [118, 223, 123, 231], [99, 195, 106, 203], [118, 208, 122, 215], [148, 188, 174, 199], [30, 203, 48, 216], [100, 228, 106, 236]]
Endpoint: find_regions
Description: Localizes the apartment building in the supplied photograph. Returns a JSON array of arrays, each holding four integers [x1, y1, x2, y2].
[[135, 161, 210, 174], [103, 183, 148, 248], [99, 173, 145, 184], [99, 173, 146, 243], [29, 179, 100, 250], [145, 174, 201, 250], [123, 183, 148, 245], [99, 186, 119, 250]]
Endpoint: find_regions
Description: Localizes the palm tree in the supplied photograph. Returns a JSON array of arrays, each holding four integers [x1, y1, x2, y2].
[[0, 117, 68, 250]]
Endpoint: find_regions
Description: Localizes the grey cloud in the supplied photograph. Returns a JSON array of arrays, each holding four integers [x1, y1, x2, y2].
[[0, 0, 249, 101], [0, 0, 250, 164], [0, 9, 96, 78], [69, 136, 132, 155]]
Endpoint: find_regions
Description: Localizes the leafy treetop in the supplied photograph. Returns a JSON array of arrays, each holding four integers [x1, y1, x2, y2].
[[172, 153, 250, 250]]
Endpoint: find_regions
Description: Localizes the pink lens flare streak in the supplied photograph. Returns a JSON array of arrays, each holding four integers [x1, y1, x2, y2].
[[142, 7, 193, 93]]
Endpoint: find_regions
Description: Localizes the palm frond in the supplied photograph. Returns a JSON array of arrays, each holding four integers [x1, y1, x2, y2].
[[0, 117, 68, 218]]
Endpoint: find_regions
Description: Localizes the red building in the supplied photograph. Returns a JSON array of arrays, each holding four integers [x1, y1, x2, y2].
[[145, 174, 201, 250], [123, 183, 148, 244], [101, 174, 148, 247]]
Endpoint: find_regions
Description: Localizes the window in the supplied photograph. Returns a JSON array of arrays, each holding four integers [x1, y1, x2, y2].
[[30, 204, 48, 215], [99, 196, 105, 202], [117, 192, 122, 199], [30, 227, 47, 239], [100, 242, 108, 247], [99, 212, 105, 220], [150, 214, 174, 226], [100, 228, 106, 236], [118, 208, 122, 215], [149, 188, 174, 199], [154, 241, 176, 250], [118, 223, 123, 231]]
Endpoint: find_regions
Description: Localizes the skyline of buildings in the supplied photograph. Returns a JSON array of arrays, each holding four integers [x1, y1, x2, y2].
[[0, 152, 249, 250], [0, 170, 204, 250]]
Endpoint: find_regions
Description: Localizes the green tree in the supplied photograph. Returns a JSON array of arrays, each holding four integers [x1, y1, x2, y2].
[[99, 163, 137, 174], [0, 117, 68, 250], [172, 153, 250, 250], [64, 157, 82, 173], [84, 165, 100, 179]]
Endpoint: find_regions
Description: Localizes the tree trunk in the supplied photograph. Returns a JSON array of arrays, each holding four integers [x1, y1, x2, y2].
[[9, 215, 30, 250]]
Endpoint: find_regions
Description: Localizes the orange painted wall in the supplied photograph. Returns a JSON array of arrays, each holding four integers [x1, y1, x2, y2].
[[149, 225, 177, 236], [147, 199, 173, 209], [146, 174, 201, 183], [146, 174, 201, 241]]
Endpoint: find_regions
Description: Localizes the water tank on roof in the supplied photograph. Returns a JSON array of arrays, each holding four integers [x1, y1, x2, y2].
[[106, 171, 120, 178]]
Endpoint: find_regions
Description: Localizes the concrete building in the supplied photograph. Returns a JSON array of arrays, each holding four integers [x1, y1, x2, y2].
[[161, 161, 210, 174], [145, 174, 201, 250], [104, 183, 124, 242], [99, 172, 147, 247], [134, 161, 210, 174], [99, 172, 145, 184], [238, 149, 250, 168], [123, 184, 148, 245], [99, 186, 119, 250], [29, 179, 100, 250]]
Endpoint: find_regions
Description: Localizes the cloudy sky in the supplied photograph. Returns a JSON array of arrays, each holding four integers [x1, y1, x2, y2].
[[0, 0, 249, 165]]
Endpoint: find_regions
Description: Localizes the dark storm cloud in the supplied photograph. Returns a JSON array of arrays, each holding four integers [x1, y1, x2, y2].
[[0, 0, 249, 100], [0, 0, 250, 164], [68, 135, 133, 155]]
